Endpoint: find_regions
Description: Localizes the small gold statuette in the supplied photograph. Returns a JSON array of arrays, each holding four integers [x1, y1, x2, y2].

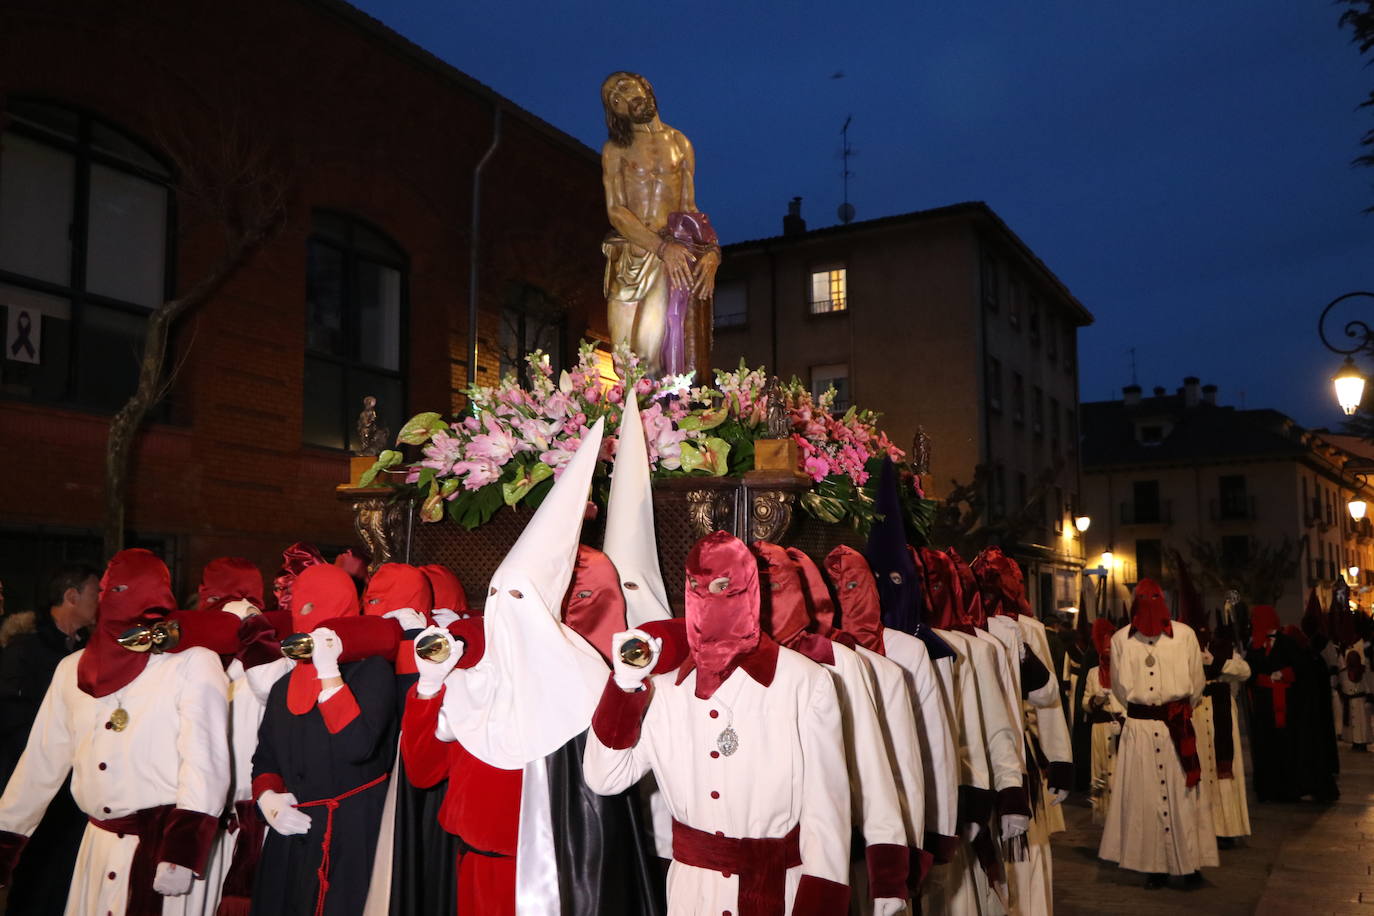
[[280, 633, 315, 661], [108, 707, 130, 732], [618, 636, 653, 669], [415, 632, 451, 663]]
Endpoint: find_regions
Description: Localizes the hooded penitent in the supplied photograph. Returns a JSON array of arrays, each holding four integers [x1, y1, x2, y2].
[[603, 394, 673, 626], [972, 546, 1030, 617], [421, 564, 470, 617], [273, 541, 325, 612], [1250, 605, 1281, 650], [825, 546, 886, 654], [1093, 618, 1116, 689], [286, 563, 361, 716], [1300, 589, 1328, 647], [945, 549, 988, 630], [1129, 578, 1172, 638], [362, 562, 434, 621], [683, 531, 768, 700], [753, 541, 834, 665], [198, 557, 264, 613], [561, 545, 628, 665], [439, 417, 612, 769], [919, 548, 977, 632], [78, 549, 177, 698], [786, 546, 853, 647], [866, 458, 953, 660]]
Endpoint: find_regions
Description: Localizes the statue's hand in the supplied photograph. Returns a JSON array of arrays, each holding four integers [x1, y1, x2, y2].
[[658, 239, 696, 291], [692, 248, 720, 298]]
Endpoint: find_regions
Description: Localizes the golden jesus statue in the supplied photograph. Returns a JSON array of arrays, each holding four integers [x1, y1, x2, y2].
[[601, 71, 719, 377]]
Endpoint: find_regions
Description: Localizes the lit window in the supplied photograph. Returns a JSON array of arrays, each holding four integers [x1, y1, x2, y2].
[[0, 99, 172, 411], [303, 211, 407, 450], [811, 363, 851, 412], [714, 280, 747, 328], [809, 266, 847, 314]]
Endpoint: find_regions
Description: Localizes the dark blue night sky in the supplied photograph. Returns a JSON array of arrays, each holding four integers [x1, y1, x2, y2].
[[353, 0, 1374, 429]]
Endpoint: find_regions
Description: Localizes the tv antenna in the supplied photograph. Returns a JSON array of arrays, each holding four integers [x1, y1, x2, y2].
[[838, 115, 855, 224]]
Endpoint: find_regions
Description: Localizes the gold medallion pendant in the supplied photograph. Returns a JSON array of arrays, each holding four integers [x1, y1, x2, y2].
[[108, 707, 130, 732]]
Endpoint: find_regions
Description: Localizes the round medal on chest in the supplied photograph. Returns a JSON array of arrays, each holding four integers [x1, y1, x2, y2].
[[1146, 654, 1156, 668], [716, 727, 739, 756], [107, 707, 130, 732]]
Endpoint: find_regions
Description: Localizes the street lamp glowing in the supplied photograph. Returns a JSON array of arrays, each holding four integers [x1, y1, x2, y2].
[[1101, 551, 1114, 569], [1351, 499, 1368, 521], [1351, 566, 1361, 580], [1334, 357, 1366, 416], [1075, 515, 1091, 533]]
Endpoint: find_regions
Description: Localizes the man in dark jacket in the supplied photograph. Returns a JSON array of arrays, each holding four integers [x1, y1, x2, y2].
[[0, 563, 99, 915]]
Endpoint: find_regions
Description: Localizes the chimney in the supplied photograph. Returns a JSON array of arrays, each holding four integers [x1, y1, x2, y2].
[[783, 197, 806, 236], [1123, 384, 1142, 407], [1201, 383, 1217, 406], [1153, 386, 1166, 397], [1183, 376, 1200, 408]]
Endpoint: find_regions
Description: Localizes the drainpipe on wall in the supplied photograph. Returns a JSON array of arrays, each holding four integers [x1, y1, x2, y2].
[[466, 106, 503, 393]]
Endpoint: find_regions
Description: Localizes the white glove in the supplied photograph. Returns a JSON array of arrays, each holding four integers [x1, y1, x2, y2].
[[873, 898, 908, 916], [415, 625, 462, 698], [384, 608, 427, 632], [1001, 813, 1030, 840], [310, 627, 342, 680], [222, 599, 260, 620], [1269, 669, 1282, 683], [258, 790, 312, 836], [153, 862, 193, 896], [431, 607, 461, 628], [1048, 787, 1069, 806], [611, 629, 660, 692]]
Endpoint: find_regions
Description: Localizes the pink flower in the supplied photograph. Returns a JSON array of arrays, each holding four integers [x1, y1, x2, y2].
[[634, 377, 655, 396], [804, 456, 830, 482], [453, 458, 501, 490], [607, 384, 624, 404], [467, 415, 521, 465]]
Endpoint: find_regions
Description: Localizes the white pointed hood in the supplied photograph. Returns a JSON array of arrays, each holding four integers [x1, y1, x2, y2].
[[439, 417, 610, 769], [603, 395, 672, 626]]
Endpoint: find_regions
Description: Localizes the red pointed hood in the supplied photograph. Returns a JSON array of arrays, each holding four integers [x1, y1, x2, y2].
[[288, 563, 362, 715], [1093, 617, 1116, 688], [561, 545, 627, 665], [1250, 604, 1280, 650], [78, 549, 176, 698], [420, 564, 470, 616], [972, 546, 1030, 617], [1130, 578, 1172, 638], [198, 557, 263, 613], [362, 563, 432, 620], [752, 541, 812, 647], [273, 541, 325, 612], [786, 547, 840, 637], [825, 546, 885, 653], [684, 532, 765, 700]]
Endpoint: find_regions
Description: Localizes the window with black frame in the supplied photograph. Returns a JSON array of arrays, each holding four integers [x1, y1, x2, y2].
[[499, 283, 566, 379], [0, 99, 172, 411], [303, 211, 406, 450]]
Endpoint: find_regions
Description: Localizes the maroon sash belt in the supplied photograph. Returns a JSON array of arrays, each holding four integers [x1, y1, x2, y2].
[[1088, 708, 1122, 725], [89, 804, 174, 916], [1256, 668, 1294, 728], [295, 771, 389, 916], [671, 819, 801, 916], [1127, 699, 1201, 788], [216, 799, 265, 916], [1203, 683, 1235, 779]]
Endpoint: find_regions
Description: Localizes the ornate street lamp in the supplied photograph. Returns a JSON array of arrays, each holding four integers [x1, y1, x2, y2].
[[1074, 514, 1091, 533], [1318, 291, 1374, 415], [1350, 499, 1368, 521]]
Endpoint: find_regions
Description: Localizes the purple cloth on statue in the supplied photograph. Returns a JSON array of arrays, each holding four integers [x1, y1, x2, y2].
[[660, 211, 718, 376]]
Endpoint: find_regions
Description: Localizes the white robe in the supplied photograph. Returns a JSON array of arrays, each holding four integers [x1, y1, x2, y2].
[[1196, 652, 1251, 839], [0, 648, 230, 916], [1015, 615, 1072, 837], [855, 646, 926, 852], [583, 647, 851, 915], [1337, 640, 1373, 745], [880, 630, 958, 843], [1098, 622, 1218, 876], [1080, 667, 1123, 825]]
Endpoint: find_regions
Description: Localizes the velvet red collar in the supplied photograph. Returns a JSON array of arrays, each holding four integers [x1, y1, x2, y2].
[[1127, 622, 1173, 639], [676, 634, 780, 691]]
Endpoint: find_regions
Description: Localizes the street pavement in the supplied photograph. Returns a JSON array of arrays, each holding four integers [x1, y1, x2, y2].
[[1052, 742, 1374, 914]]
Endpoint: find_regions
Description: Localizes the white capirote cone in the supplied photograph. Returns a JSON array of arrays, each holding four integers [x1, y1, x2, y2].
[[604, 394, 672, 626], [439, 417, 610, 769]]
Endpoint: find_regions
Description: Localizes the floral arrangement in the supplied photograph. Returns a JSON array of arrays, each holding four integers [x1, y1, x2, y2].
[[361, 342, 931, 535]]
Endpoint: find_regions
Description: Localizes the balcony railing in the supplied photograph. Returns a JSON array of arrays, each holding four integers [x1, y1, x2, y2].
[[1209, 496, 1256, 522], [1119, 500, 1172, 525]]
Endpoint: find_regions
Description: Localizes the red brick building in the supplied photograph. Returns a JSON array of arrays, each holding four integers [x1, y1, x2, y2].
[[0, 0, 606, 607]]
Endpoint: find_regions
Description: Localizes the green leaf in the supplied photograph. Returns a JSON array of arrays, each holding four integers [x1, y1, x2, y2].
[[440, 477, 460, 497], [447, 482, 506, 530], [357, 449, 402, 487], [800, 491, 847, 524], [420, 490, 445, 523], [396, 412, 447, 445], [522, 475, 556, 510], [678, 407, 728, 431], [414, 466, 437, 492], [500, 461, 554, 506], [679, 437, 731, 476]]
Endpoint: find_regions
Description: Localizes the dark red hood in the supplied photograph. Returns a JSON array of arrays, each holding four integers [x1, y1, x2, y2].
[[362, 563, 432, 620], [752, 541, 811, 647], [1130, 578, 1172, 638], [685, 532, 763, 700], [420, 564, 470, 615], [920, 547, 973, 632], [288, 563, 362, 715], [79, 549, 176, 697], [1093, 617, 1116, 689], [561, 545, 627, 665], [198, 557, 263, 613], [825, 546, 885, 654]]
